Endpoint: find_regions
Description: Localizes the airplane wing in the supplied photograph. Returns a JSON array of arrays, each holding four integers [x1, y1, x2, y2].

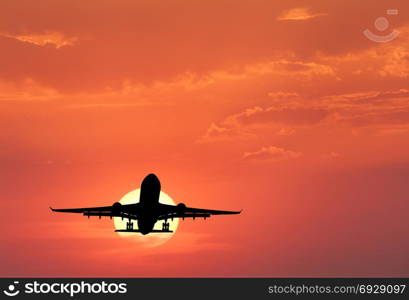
[[157, 203, 241, 220], [50, 203, 139, 220]]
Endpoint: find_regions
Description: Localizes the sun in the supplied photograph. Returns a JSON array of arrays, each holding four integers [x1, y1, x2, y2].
[[113, 189, 179, 247]]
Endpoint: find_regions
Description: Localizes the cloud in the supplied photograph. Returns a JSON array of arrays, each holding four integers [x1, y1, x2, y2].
[[323, 89, 409, 129], [197, 123, 255, 143], [0, 1, 408, 93], [0, 78, 61, 102], [243, 146, 302, 162], [0, 31, 78, 48], [199, 123, 233, 142], [228, 106, 330, 127], [374, 124, 409, 136], [379, 45, 409, 78], [324, 89, 409, 104], [277, 128, 296, 136], [201, 86, 409, 144], [268, 91, 300, 100], [321, 152, 341, 160], [244, 60, 335, 78], [339, 110, 409, 128], [199, 102, 331, 142], [369, 26, 409, 78], [277, 8, 327, 21]]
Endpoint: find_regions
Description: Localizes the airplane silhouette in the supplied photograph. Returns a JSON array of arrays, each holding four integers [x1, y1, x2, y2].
[[50, 173, 241, 235]]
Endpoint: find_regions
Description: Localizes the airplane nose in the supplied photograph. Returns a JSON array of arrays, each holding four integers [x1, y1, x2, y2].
[[146, 173, 158, 179], [142, 173, 160, 184], [142, 173, 160, 185]]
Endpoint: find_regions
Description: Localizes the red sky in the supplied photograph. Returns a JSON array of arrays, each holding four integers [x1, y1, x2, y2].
[[0, 0, 408, 277]]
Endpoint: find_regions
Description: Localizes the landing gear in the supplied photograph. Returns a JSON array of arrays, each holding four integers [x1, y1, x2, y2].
[[162, 221, 170, 231], [126, 220, 134, 230]]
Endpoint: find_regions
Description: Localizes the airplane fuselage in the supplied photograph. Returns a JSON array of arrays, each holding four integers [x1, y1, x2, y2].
[[137, 173, 161, 234]]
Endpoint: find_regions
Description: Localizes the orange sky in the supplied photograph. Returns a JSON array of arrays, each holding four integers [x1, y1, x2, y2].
[[1, 0, 408, 277]]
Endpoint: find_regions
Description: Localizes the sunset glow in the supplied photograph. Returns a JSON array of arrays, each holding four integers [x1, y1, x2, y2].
[[114, 189, 179, 247]]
